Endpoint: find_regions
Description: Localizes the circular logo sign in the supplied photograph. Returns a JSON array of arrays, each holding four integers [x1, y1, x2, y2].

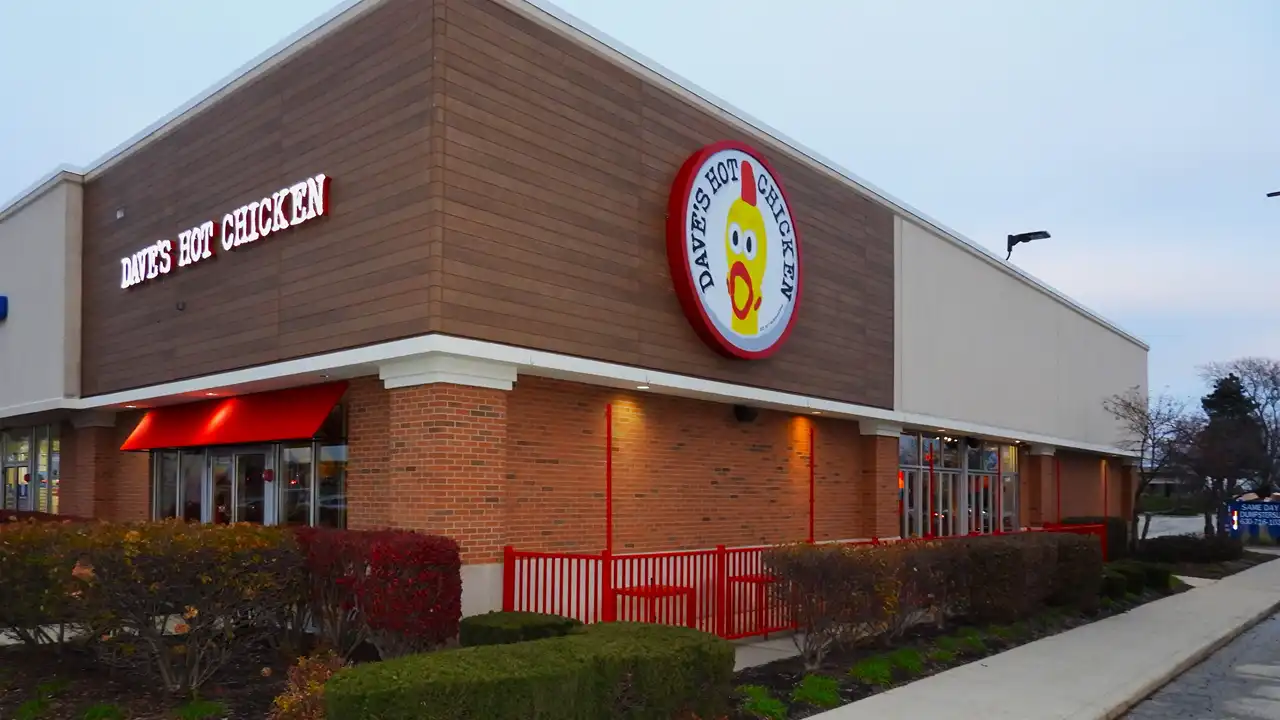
[[666, 141, 803, 359]]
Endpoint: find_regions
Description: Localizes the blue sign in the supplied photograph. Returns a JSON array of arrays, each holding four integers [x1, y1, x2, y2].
[[0, 295, 7, 322], [1229, 501, 1280, 540]]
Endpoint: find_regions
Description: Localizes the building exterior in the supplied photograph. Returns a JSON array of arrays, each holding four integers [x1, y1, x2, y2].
[[0, 0, 1146, 615]]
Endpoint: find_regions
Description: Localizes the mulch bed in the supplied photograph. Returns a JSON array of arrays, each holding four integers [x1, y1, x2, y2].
[[1167, 550, 1276, 580], [0, 642, 289, 720], [730, 583, 1188, 719]]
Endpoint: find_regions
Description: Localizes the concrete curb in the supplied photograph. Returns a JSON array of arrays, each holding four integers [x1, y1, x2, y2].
[[1097, 596, 1280, 719]]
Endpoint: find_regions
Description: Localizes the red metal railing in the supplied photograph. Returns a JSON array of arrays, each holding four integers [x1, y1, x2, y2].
[[502, 524, 1109, 640]]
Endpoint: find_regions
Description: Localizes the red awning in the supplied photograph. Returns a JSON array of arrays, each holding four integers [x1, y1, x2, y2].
[[120, 381, 349, 451]]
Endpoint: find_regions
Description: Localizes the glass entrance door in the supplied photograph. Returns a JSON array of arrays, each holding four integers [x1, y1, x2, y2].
[[207, 447, 277, 524], [234, 449, 274, 524]]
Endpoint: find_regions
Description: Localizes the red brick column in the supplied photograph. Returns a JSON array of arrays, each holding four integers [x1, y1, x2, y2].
[[60, 411, 148, 521], [346, 377, 391, 531], [857, 422, 901, 539], [386, 383, 508, 563]]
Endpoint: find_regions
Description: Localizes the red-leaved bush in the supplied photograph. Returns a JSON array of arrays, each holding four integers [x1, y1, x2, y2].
[[360, 530, 461, 659], [295, 528, 461, 661]]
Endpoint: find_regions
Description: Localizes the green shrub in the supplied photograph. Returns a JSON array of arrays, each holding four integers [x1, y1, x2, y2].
[[1107, 562, 1148, 595], [926, 646, 956, 664], [1100, 569, 1128, 600], [965, 537, 1037, 623], [460, 612, 583, 647], [764, 542, 893, 670], [738, 685, 787, 720], [81, 521, 307, 696], [791, 674, 841, 709], [1048, 534, 1103, 611], [1137, 534, 1244, 564], [325, 622, 734, 720], [0, 521, 94, 646], [1059, 517, 1127, 560], [886, 647, 924, 675], [848, 656, 894, 687]]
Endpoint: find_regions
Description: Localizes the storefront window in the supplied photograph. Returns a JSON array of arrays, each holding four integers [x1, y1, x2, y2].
[[318, 444, 347, 529], [180, 451, 204, 522], [2, 426, 59, 513], [281, 444, 314, 526], [898, 434, 919, 466], [155, 451, 179, 519]]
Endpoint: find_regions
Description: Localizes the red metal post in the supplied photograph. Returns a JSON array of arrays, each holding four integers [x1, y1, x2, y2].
[[605, 403, 614, 555], [501, 545, 516, 612], [601, 548, 616, 622], [808, 424, 816, 544], [714, 545, 728, 638], [1102, 460, 1110, 520]]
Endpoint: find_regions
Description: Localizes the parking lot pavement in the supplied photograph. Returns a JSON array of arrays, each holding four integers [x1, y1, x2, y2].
[[1124, 613, 1280, 720]]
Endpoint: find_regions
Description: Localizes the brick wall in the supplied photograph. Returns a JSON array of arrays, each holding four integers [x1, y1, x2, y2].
[[386, 383, 508, 563], [507, 376, 871, 554], [855, 433, 900, 539], [346, 376, 391, 531], [59, 413, 149, 521]]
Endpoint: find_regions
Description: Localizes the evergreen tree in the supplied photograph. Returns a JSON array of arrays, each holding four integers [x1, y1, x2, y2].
[[1184, 373, 1268, 534]]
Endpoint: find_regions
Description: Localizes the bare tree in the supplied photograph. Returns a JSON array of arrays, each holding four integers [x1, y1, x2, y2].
[[1200, 357, 1280, 489], [1103, 386, 1187, 549]]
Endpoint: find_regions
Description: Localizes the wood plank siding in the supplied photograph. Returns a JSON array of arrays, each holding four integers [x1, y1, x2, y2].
[[80, 0, 894, 408], [80, 0, 438, 396], [434, 0, 894, 408]]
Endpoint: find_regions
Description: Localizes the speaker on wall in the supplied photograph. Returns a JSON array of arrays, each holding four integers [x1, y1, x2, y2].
[[732, 404, 759, 423]]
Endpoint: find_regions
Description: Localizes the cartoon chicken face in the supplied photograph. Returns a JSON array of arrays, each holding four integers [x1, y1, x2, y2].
[[725, 161, 769, 337]]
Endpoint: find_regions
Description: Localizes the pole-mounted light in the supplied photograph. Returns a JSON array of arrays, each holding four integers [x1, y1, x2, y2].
[[1006, 230, 1050, 261], [1267, 190, 1280, 198]]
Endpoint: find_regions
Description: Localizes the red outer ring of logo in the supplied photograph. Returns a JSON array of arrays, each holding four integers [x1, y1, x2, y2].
[[665, 140, 804, 360]]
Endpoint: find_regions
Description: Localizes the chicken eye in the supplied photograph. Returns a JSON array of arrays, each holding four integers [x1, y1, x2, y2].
[[743, 230, 758, 260], [728, 223, 744, 254]]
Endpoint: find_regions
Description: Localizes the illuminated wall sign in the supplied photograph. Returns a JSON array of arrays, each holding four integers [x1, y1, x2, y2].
[[119, 173, 331, 290], [666, 141, 802, 359]]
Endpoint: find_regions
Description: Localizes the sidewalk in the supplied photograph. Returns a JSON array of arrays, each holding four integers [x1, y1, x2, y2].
[[817, 556, 1280, 720]]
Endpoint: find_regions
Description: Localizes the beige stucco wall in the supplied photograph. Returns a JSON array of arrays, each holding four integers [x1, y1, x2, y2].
[[0, 179, 83, 420], [895, 218, 1147, 448]]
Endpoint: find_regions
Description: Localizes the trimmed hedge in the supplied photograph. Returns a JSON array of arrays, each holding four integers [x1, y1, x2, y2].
[[1100, 569, 1128, 599], [1136, 534, 1244, 564], [460, 611, 583, 647], [765, 532, 1105, 670], [1060, 516, 1128, 560], [325, 622, 734, 720]]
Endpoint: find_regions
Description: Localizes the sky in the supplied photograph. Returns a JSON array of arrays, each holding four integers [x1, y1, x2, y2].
[[2, 0, 1278, 402]]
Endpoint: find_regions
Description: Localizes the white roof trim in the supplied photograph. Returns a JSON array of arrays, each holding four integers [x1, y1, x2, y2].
[[0, 170, 82, 224], [67, 332, 1136, 458], [0, 0, 386, 216], [1, 0, 1147, 352]]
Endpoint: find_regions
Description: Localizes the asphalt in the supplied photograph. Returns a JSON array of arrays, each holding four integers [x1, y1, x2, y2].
[[1124, 612, 1280, 720]]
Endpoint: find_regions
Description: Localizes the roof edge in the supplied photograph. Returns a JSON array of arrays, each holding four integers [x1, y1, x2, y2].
[[0, 169, 83, 224], [0, 0, 386, 219], [507, 0, 1150, 353]]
